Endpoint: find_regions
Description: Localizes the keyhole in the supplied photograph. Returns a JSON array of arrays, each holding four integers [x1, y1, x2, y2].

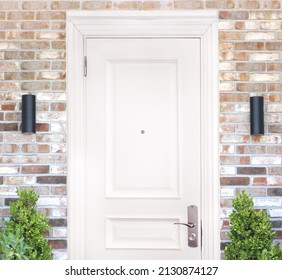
[[141, 130, 145, 134]]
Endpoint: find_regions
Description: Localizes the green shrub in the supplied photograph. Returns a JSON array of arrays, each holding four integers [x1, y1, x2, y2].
[[4, 188, 53, 260], [225, 191, 282, 260], [0, 229, 30, 260]]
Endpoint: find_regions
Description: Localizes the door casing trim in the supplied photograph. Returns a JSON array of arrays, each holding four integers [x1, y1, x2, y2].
[[67, 11, 220, 260]]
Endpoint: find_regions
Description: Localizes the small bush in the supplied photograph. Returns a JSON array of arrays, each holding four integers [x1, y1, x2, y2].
[[0, 229, 30, 260], [4, 188, 53, 260], [225, 191, 282, 260]]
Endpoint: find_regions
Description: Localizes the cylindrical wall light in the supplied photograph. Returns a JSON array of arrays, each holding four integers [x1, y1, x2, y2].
[[22, 94, 36, 134], [250, 96, 264, 135]]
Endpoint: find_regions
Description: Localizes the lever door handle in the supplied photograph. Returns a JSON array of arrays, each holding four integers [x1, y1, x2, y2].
[[174, 222, 195, 228]]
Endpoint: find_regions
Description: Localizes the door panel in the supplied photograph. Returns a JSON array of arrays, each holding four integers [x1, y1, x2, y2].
[[86, 38, 201, 259]]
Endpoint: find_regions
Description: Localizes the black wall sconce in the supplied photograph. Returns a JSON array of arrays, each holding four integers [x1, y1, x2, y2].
[[250, 96, 264, 135], [22, 94, 36, 134]]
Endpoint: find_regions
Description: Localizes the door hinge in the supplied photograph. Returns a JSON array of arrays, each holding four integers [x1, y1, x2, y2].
[[201, 220, 203, 250], [84, 56, 87, 77]]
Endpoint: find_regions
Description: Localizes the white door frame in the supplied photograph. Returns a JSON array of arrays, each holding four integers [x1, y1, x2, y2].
[[67, 11, 220, 260]]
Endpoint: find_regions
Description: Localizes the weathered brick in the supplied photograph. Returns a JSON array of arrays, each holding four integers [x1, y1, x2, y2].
[[267, 146, 282, 154], [0, 123, 18, 131], [1, 103, 16, 110], [21, 21, 50, 30], [22, 1, 47, 10], [237, 0, 260, 9], [245, 32, 275, 40], [36, 32, 65, 40], [4, 176, 36, 185], [268, 84, 282, 92], [143, 1, 172, 10], [221, 177, 250, 186], [0, 144, 19, 153], [219, 11, 249, 19], [7, 31, 34, 40], [4, 51, 35, 60], [83, 1, 113, 10], [237, 63, 265, 71], [5, 72, 35, 80], [263, 1, 280, 8], [52, 82, 66, 91], [21, 41, 50, 49], [36, 11, 66, 20], [49, 218, 67, 227], [250, 53, 280, 61], [51, 41, 66, 50], [37, 71, 65, 80], [22, 144, 50, 153], [0, 61, 19, 71], [38, 197, 66, 206], [268, 189, 282, 196], [206, 0, 235, 8], [48, 240, 67, 249], [37, 176, 66, 185], [234, 42, 263, 50], [268, 63, 282, 71], [220, 156, 250, 165], [36, 123, 49, 132], [251, 73, 280, 82], [268, 178, 282, 186], [268, 125, 282, 133], [220, 135, 249, 143], [237, 167, 266, 175], [0, 22, 20, 30], [21, 82, 50, 91], [51, 1, 80, 10], [251, 156, 281, 165], [173, 1, 204, 9], [0, 82, 19, 91], [7, 11, 34, 20], [5, 112, 20, 121], [252, 177, 267, 186], [51, 186, 67, 195], [52, 61, 66, 70], [51, 103, 66, 111], [22, 165, 49, 174], [237, 83, 266, 92], [252, 135, 281, 144], [37, 51, 65, 60], [221, 166, 236, 175], [21, 61, 50, 70], [237, 188, 266, 196]]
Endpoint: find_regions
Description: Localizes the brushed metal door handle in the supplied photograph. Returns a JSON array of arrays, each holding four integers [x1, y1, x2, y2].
[[174, 222, 195, 228]]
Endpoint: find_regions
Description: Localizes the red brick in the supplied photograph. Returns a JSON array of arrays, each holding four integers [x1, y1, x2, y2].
[[237, 145, 266, 154], [48, 240, 67, 249], [252, 177, 267, 186], [268, 84, 282, 92], [36, 123, 49, 132], [237, 83, 266, 92], [237, 63, 266, 71], [237, 167, 266, 175], [268, 189, 282, 196], [220, 177, 250, 186], [220, 156, 250, 165], [268, 63, 282, 71], [1, 103, 16, 110], [22, 165, 49, 174], [234, 42, 264, 50], [219, 11, 249, 20], [37, 176, 66, 184], [0, 123, 18, 131]]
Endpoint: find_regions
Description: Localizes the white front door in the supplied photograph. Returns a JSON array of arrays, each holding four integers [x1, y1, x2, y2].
[[85, 38, 201, 259]]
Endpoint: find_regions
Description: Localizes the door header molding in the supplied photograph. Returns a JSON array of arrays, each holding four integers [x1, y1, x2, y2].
[[67, 11, 219, 260]]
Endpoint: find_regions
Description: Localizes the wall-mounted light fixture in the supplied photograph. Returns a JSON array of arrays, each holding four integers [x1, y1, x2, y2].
[[250, 96, 264, 135], [22, 94, 36, 134]]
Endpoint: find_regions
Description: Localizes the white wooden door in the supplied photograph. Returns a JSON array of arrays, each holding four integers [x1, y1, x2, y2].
[[85, 38, 201, 259]]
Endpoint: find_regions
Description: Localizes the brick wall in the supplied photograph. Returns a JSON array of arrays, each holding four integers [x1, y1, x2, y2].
[[0, 0, 281, 259]]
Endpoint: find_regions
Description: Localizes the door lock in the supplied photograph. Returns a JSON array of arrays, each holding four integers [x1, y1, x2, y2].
[[174, 205, 198, 247]]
